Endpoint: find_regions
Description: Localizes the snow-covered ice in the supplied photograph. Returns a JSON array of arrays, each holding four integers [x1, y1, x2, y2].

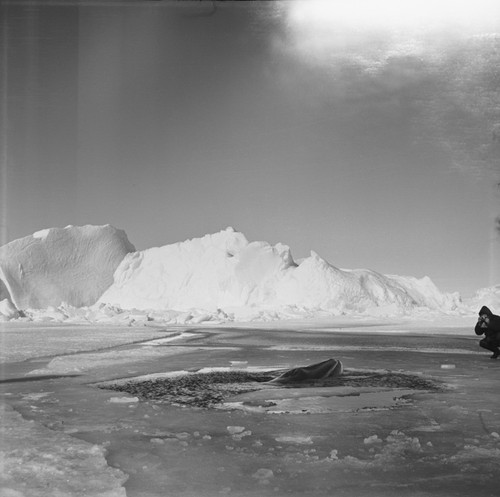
[[0, 404, 128, 497], [0, 324, 179, 364]]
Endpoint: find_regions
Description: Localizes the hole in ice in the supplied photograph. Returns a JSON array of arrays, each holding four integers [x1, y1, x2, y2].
[[98, 368, 444, 410]]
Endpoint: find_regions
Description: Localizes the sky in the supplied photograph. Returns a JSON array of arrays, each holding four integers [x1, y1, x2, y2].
[[1, 0, 500, 297]]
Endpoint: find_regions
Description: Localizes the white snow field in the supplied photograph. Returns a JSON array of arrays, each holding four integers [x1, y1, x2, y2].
[[1, 224, 495, 325]]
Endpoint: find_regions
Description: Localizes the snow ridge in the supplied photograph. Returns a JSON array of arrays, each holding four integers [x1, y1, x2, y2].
[[98, 227, 461, 316]]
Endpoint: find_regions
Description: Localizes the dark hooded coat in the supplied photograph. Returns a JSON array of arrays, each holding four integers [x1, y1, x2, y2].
[[475, 306, 500, 341]]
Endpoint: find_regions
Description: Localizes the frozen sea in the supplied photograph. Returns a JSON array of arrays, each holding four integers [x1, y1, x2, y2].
[[1, 316, 499, 497]]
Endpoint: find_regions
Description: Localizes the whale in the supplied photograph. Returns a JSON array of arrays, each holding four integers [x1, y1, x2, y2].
[[268, 358, 343, 384]]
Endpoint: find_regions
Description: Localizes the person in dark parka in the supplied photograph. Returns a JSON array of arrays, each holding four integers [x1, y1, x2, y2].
[[475, 306, 500, 359]]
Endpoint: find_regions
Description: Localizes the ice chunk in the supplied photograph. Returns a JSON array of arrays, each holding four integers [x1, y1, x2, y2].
[[108, 396, 139, 403], [252, 468, 274, 481], [0, 405, 127, 496], [227, 426, 246, 435], [0, 298, 20, 320]]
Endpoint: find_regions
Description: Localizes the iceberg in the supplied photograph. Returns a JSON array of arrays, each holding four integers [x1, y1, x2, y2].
[[0, 224, 465, 322], [0, 225, 135, 309]]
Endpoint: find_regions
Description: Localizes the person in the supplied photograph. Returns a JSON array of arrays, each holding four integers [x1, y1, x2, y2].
[[475, 306, 500, 359]]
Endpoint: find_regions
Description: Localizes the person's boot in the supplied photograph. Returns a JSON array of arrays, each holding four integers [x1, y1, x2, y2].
[[480, 339, 498, 358]]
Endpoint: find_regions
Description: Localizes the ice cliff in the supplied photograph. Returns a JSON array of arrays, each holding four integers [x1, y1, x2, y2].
[[0, 225, 135, 309]]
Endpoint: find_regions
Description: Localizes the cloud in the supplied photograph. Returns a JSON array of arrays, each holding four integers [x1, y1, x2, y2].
[[266, 1, 500, 190]]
